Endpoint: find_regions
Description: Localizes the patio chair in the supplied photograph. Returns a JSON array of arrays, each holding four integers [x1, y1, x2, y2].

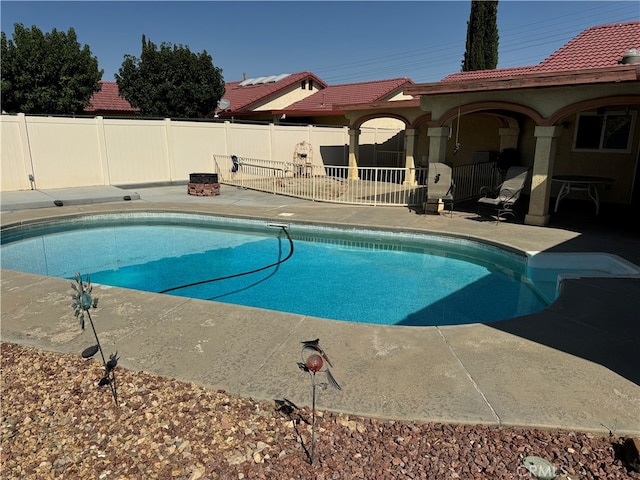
[[477, 166, 530, 222], [427, 162, 455, 216]]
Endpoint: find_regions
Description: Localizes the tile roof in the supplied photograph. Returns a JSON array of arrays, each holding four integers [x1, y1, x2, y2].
[[440, 66, 538, 82], [87, 22, 638, 115], [538, 21, 640, 71], [441, 21, 640, 82], [84, 81, 138, 112], [285, 78, 414, 112], [220, 72, 328, 113], [85, 73, 327, 115]]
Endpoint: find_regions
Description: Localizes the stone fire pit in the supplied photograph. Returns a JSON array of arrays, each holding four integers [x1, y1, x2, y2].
[[188, 173, 220, 196]]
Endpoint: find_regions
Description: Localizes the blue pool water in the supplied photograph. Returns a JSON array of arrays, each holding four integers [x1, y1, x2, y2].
[[1, 213, 549, 326]]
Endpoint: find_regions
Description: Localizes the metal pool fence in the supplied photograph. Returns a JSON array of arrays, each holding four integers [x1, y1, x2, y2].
[[212, 154, 499, 207]]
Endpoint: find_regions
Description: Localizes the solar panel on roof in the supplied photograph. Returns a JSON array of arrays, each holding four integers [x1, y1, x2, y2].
[[248, 77, 267, 85], [237, 73, 292, 87]]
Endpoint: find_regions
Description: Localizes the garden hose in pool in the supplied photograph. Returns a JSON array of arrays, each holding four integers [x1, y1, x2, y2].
[[158, 224, 293, 294]]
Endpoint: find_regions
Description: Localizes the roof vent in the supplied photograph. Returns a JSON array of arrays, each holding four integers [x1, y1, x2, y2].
[[620, 48, 640, 65]]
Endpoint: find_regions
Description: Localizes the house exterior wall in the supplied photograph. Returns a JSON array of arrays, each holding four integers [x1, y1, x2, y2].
[[253, 83, 322, 111], [498, 110, 640, 205], [442, 114, 503, 167], [550, 109, 640, 204], [388, 91, 414, 102]]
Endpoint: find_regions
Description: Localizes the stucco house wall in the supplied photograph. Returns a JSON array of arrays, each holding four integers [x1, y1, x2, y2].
[[551, 110, 639, 204], [387, 91, 414, 102], [253, 83, 322, 111], [443, 114, 503, 167]]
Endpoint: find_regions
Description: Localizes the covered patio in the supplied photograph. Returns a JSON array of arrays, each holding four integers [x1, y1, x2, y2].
[[338, 22, 640, 226]]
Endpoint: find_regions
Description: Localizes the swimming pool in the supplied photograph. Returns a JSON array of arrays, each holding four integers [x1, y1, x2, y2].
[[0, 212, 584, 326]]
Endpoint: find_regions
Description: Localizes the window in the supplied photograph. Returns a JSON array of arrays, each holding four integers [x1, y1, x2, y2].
[[308, 79, 313, 90], [301, 80, 306, 89], [574, 111, 635, 152]]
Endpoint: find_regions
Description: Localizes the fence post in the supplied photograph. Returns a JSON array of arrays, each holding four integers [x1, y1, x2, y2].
[[311, 164, 317, 201], [404, 129, 417, 186], [224, 121, 231, 157], [269, 123, 275, 161], [373, 167, 378, 206], [164, 118, 175, 181]]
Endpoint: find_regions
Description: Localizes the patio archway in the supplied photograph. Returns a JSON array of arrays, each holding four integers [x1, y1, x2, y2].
[[430, 101, 545, 128], [344, 107, 428, 183], [548, 94, 640, 125]]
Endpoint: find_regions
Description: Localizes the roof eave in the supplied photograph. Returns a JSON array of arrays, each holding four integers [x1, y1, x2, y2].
[[404, 65, 640, 96]]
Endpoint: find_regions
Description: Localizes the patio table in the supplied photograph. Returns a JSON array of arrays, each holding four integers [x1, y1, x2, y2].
[[552, 175, 614, 215]]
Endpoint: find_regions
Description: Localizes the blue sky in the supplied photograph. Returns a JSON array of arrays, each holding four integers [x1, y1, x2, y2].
[[1, 1, 638, 85]]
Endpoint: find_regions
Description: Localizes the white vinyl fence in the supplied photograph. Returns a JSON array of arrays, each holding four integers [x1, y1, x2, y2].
[[1, 113, 498, 207], [1, 114, 399, 191]]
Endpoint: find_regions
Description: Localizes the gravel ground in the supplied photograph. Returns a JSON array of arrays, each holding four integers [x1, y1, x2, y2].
[[1, 342, 637, 479]]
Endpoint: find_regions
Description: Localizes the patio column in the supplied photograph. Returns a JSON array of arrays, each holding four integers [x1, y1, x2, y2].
[[499, 127, 520, 151], [427, 127, 449, 164], [525, 126, 562, 226], [403, 128, 417, 186], [348, 128, 360, 181]]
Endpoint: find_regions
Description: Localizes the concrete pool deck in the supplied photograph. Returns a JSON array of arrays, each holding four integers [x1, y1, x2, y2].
[[1, 184, 639, 436]]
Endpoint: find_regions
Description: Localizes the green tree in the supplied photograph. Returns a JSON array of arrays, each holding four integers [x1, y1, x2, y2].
[[115, 35, 224, 118], [461, 0, 499, 72], [1, 23, 103, 114]]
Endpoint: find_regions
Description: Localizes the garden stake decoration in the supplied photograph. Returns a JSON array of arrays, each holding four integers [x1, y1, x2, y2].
[[298, 338, 341, 465], [70, 272, 119, 405]]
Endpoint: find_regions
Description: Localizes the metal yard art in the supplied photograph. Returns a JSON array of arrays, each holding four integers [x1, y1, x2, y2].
[[297, 338, 341, 465], [70, 272, 119, 405]]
